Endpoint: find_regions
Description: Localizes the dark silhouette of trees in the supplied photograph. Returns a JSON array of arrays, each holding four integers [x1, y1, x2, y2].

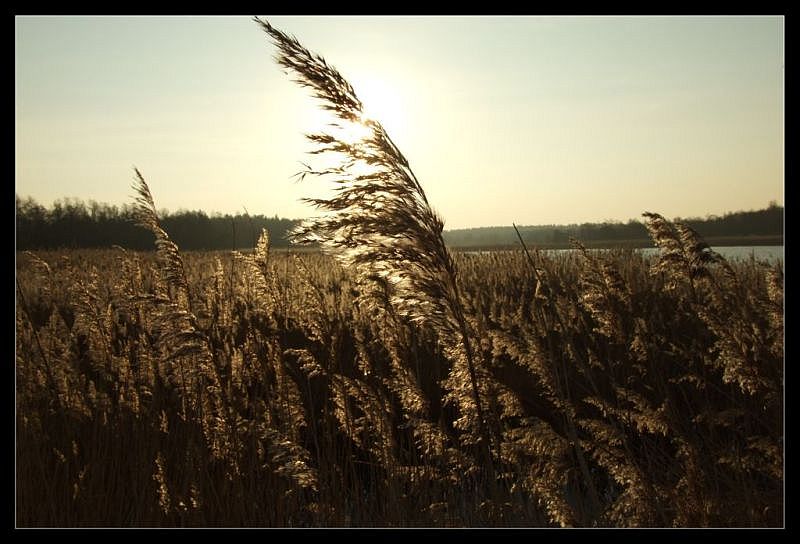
[[15, 195, 299, 251], [442, 205, 782, 248], [680, 202, 784, 239], [15, 195, 782, 251]]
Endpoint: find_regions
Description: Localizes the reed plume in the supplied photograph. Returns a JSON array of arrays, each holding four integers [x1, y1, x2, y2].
[[132, 168, 192, 310], [642, 211, 723, 295], [254, 18, 495, 467]]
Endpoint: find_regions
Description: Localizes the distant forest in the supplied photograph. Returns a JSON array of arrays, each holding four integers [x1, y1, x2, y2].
[[445, 203, 784, 249], [15, 196, 297, 251], [15, 195, 783, 251]]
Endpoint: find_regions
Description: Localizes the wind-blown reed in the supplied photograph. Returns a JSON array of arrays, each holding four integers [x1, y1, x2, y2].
[[254, 17, 495, 465]]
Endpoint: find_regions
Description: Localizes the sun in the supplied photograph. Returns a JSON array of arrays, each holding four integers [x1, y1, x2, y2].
[[351, 75, 409, 144], [298, 73, 412, 172]]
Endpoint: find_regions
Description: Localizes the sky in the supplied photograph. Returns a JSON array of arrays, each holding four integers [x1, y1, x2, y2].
[[15, 16, 784, 229]]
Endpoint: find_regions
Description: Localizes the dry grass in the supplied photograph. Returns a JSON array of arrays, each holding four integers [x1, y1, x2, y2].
[[16, 233, 783, 527]]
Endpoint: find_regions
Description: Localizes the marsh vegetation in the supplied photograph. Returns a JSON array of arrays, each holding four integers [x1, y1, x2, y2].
[[15, 18, 783, 527]]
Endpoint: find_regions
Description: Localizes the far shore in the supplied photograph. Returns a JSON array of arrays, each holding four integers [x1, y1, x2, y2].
[[448, 234, 784, 252]]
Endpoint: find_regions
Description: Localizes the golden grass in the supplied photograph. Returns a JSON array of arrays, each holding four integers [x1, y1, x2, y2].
[[15, 19, 783, 527], [16, 234, 783, 526]]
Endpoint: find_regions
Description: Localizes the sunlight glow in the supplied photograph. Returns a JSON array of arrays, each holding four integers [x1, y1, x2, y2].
[[351, 76, 409, 146]]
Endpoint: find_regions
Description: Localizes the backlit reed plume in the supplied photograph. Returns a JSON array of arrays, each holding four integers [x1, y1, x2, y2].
[[132, 169, 232, 466], [642, 211, 723, 294], [254, 18, 495, 463], [132, 168, 191, 310]]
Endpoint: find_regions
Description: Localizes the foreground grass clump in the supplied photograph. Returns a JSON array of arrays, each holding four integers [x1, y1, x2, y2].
[[16, 223, 782, 526]]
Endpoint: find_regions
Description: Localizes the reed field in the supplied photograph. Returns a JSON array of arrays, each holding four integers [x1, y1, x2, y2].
[[15, 19, 783, 527], [15, 226, 783, 527]]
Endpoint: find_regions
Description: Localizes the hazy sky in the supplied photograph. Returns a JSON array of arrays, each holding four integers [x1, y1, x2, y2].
[[15, 16, 784, 229]]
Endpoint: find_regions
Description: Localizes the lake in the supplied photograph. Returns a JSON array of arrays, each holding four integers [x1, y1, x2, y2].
[[645, 245, 783, 263]]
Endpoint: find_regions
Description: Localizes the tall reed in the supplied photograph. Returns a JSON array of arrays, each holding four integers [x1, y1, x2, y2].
[[254, 17, 496, 475]]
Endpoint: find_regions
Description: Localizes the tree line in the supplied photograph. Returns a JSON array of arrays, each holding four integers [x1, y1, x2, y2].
[[444, 203, 784, 248], [15, 196, 298, 251], [16, 195, 783, 251]]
